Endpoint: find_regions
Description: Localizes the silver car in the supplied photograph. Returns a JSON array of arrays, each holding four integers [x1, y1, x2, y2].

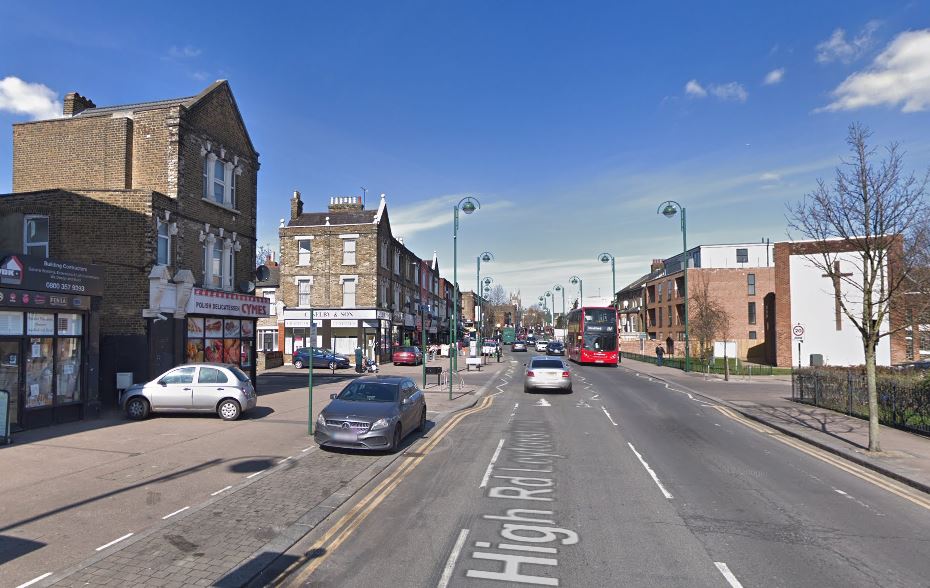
[[315, 376, 427, 452], [535, 340, 549, 353], [121, 363, 257, 421], [524, 356, 573, 393]]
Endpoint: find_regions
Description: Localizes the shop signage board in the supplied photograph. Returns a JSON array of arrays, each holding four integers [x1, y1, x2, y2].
[[331, 319, 357, 328], [0, 288, 90, 311], [0, 253, 105, 297], [287, 319, 323, 328], [0, 389, 10, 444], [284, 308, 391, 321], [186, 289, 270, 318]]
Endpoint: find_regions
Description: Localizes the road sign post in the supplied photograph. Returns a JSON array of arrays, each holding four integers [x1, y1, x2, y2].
[[793, 323, 805, 370]]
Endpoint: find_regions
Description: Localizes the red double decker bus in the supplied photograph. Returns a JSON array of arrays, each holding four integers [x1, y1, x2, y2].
[[566, 306, 619, 365]]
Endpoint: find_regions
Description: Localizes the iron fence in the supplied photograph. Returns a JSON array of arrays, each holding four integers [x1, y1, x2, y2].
[[793, 369, 930, 437], [620, 352, 776, 376]]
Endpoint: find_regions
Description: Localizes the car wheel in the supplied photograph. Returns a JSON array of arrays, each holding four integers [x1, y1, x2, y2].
[[293, 359, 304, 369], [392, 425, 403, 452], [217, 399, 241, 421], [125, 397, 149, 420], [394, 362, 399, 366], [417, 408, 427, 432], [329, 361, 337, 370]]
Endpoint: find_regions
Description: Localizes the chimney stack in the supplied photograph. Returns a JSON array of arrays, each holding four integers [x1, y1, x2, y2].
[[63, 92, 96, 116], [290, 190, 303, 220], [650, 259, 665, 272], [328, 196, 364, 212]]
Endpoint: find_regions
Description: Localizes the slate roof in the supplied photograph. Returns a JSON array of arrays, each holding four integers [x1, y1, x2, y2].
[[256, 265, 280, 288], [72, 96, 198, 117], [288, 209, 378, 227]]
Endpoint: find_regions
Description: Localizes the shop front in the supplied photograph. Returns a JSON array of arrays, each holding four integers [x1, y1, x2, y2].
[[0, 253, 104, 430], [283, 308, 392, 364]]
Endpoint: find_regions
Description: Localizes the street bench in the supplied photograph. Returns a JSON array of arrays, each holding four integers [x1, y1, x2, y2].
[[465, 357, 483, 371], [425, 365, 443, 385]]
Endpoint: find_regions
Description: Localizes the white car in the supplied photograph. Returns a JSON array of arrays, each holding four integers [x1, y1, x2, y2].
[[481, 340, 498, 355], [535, 340, 549, 353]]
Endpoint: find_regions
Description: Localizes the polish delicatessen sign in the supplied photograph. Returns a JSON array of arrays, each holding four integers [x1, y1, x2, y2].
[[186, 289, 270, 318]]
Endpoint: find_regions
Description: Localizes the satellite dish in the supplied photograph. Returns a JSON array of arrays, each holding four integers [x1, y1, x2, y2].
[[238, 280, 256, 294], [254, 265, 270, 282]]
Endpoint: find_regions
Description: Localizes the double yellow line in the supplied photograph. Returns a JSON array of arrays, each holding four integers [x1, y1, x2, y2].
[[273, 395, 495, 586], [714, 406, 930, 511]]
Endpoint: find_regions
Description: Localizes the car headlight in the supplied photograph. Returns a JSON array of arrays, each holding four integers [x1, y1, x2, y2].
[[317, 414, 326, 427], [370, 417, 392, 430]]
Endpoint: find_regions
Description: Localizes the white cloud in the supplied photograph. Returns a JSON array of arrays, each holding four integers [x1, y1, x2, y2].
[[816, 20, 880, 64], [821, 29, 930, 112], [390, 194, 515, 239], [685, 79, 747, 102], [759, 172, 781, 182], [709, 82, 748, 102], [763, 68, 785, 85], [0, 76, 62, 120], [684, 79, 707, 97], [168, 45, 202, 59]]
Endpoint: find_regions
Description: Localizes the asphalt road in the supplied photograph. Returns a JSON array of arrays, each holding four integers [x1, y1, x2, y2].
[[278, 350, 930, 587]]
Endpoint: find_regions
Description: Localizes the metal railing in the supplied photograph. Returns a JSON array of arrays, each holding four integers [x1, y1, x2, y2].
[[793, 369, 930, 437], [620, 352, 778, 376]]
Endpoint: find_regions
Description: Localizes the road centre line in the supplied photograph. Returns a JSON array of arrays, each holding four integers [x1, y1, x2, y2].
[[14, 572, 52, 588], [279, 456, 293, 463], [627, 442, 673, 499], [271, 396, 495, 585], [95, 533, 134, 552], [302, 446, 314, 452], [714, 562, 745, 588], [479, 439, 506, 488], [436, 528, 470, 588], [211, 485, 233, 496], [601, 406, 618, 426], [714, 405, 930, 511], [161, 506, 190, 520]]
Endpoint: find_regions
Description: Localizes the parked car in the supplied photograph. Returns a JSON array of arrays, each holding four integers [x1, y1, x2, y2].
[[527, 337, 537, 347], [292, 347, 351, 370], [393, 346, 423, 366], [535, 340, 549, 353], [524, 357, 572, 394], [546, 341, 565, 356], [121, 363, 257, 421], [481, 340, 499, 355], [315, 376, 427, 451], [512, 341, 528, 352]]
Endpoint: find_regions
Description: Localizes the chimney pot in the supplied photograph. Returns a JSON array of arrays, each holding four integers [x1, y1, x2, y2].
[[63, 92, 96, 116]]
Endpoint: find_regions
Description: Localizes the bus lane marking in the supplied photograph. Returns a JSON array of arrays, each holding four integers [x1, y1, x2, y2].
[[479, 439, 506, 488], [628, 442, 673, 499], [437, 529, 470, 588], [714, 562, 745, 588], [601, 406, 618, 426]]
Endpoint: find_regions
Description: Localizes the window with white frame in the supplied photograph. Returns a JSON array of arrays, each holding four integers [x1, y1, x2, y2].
[[343, 239, 356, 265], [393, 286, 400, 310], [297, 239, 312, 265], [210, 241, 223, 288], [157, 221, 171, 265], [298, 279, 312, 306], [342, 278, 356, 307], [381, 242, 388, 268], [414, 264, 420, 284], [202, 146, 240, 209], [380, 283, 388, 307], [258, 329, 278, 351], [262, 289, 276, 306], [24, 215, 49, 257], [393, 250, 400, 274], [213, 158, 226, 203]]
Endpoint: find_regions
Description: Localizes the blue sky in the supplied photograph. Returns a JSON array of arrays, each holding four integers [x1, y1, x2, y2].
[[2, 1, 930, 306]]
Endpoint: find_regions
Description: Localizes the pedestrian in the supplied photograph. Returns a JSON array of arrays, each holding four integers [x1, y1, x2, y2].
[[354, 345, 364, 373], [655, 344, 664, 367]]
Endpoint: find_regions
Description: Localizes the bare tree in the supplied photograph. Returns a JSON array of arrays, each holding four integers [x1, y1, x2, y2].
[[788, 123, 930, 452], [256, 243, 276, 267], [486, 284, 509, 305], [689, 273, 726, 365], [718, 307, 733, 382]]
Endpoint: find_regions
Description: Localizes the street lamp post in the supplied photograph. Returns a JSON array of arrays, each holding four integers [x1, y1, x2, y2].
[[544, 291, 553, 329], [553, 284, 565, 329], [476, 252, 494, 357], [569, 275, 583, 309], [598, 253, 616, 308], [452, 197, 480, 399], [658, 200, 690, 372], [482, 276, 493, 343]]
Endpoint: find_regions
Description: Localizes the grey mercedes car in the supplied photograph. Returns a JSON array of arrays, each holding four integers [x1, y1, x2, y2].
[[524, 356, 573, 393], [121, 363, 257, 421], [315, 376, 427, 452]]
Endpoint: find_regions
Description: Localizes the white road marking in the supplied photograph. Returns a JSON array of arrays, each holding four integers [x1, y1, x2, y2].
[[211, 485, 232, 496], [834, 488, 848, 496], [590, 394, 600, 400], [535, 398, 551, 407], [15, 572, 52, 588], [161, 506, 190, 520], [714, 562, 744, 588], [475, 541, 491, 548], [95, 533, 134, 552], [437, 528, 470, 588], [246, 469, 266, 479], [714, 423, 721, 427], [601, 406, 618, 426], [627, 442, 673, 499], [279, 456, 292, 463], [302, 446, 315, 452], [479, 439, 506, 488]]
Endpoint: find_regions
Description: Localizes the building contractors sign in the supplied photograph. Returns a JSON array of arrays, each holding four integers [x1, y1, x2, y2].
[[186, 288, 270, 318], [0, 253, 104, 297]]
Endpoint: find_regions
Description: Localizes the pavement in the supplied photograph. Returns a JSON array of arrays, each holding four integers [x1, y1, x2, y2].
[[0, 355, 508, 588], [618, 356, 930, 494]]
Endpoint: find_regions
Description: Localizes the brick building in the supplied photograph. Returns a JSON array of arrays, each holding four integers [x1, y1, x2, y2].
[[277, 192, 456, 364], [0, 80, 270, 427]]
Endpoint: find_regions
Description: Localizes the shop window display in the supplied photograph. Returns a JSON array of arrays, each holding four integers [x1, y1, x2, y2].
[[25, 338, 53, 408], [186, 317, 255, 367], [56, 338, 81, 403]]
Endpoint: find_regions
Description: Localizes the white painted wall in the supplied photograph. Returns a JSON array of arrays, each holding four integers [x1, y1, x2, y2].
[[789, 252, 890, 366], [698, 243, 774, 269]]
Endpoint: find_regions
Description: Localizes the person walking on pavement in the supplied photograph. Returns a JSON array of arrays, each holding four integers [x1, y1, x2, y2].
[[655, 344, 664, 367], [354, 345, 364, 373]]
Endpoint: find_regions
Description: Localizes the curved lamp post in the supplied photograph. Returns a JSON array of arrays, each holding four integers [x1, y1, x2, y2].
[[537, 296, 546, 330], [451, 196, 480, 398], [481, 276, 493, 343], [544, 290, 554, 328], [569, 275, 583, 309], [598, 253, 616, 307], [476, 251, 494, 356], [657, 200, 690, 372], [553, 284, 565, 329]]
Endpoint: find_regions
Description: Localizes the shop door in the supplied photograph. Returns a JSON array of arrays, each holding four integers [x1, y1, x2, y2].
[[0, 340, 21, 428]]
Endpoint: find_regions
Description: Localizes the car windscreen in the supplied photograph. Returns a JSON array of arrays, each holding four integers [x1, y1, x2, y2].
[[584, 333, 617, 351], [584, 309, 616, 325], [399, 347, 417, 353], [336, 382, 398, 402], [548, 342, 563, 349], [531, 359, 565, 369], [229, 366, 251, 382]]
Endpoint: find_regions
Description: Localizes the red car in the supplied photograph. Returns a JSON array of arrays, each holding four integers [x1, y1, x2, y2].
[[392, 346, 423, 366]]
